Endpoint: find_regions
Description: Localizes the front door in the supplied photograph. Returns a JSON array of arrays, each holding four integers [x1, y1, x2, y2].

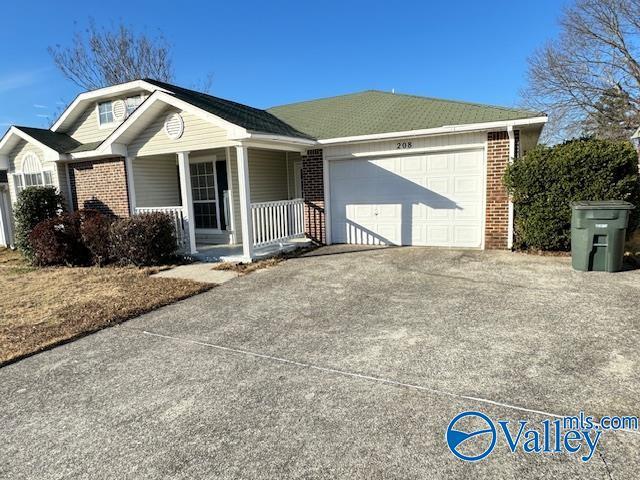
[[190, 160, 221, 231]]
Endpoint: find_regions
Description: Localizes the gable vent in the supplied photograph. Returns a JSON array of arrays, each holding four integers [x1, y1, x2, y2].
[[112, 99, 126, 121], [164, 113, 184, 140]]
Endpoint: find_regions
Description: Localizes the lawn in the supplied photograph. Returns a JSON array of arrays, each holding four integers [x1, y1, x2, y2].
[[0, 248, 212, 365]]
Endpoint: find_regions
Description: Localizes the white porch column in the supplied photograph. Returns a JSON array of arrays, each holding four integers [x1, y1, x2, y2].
[[124, 155, 137, 215], [236, 145, 254, 260], [177, 151, 198, 254]]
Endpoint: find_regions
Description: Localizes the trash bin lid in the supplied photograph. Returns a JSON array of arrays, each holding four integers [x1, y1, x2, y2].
[[571, 200, 635, 210]]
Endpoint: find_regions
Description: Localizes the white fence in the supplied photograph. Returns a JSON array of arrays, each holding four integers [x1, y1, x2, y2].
[[135, 206, 187, 251], [251, 198, 305, 248]]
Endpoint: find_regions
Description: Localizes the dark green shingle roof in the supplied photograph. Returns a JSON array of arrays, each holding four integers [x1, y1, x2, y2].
[[67, 141, 102, 153], [144, 79, 314, 140], [15, 126, 82, 153], [267, 90, 544, 140]]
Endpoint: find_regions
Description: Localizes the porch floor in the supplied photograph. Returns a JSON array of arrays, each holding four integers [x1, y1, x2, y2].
[[192, 237, 312, 263]]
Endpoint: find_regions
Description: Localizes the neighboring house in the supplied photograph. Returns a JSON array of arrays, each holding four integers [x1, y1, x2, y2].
[[0, 169, 10, 248], [632, 126, 640, 151], [0, 79, 546, 259]]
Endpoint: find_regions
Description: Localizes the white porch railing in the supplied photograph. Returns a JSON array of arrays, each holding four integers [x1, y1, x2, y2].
[[135, 206, 188, 251], [251, 198, 305, 248]]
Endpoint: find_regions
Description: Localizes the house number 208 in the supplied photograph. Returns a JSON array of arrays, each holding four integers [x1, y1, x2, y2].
[[397, 141, 412, 149]]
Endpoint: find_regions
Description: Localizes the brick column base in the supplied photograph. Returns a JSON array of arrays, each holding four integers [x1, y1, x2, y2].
[[301, 148, 326, 244], [485, 131, 511, 249]]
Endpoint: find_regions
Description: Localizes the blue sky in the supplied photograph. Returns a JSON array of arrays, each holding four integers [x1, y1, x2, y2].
[[0, 0, 567, 136]]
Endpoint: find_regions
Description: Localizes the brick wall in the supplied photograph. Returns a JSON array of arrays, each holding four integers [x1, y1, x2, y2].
[[69, 157, 130, 217], [485, 131, 514, 249], [301, 148, 326, 244]]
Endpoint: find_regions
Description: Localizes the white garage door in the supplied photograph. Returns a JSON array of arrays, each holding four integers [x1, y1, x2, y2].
[[329, 149, 484, 248]]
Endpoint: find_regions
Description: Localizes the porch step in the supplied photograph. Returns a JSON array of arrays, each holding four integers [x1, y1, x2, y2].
[[192, 237, 313, 263], [196, 231, 233, 245]]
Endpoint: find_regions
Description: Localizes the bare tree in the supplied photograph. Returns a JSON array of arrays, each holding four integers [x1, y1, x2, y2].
[[522, 0, 640, 142], [48, 19, 174, 90]]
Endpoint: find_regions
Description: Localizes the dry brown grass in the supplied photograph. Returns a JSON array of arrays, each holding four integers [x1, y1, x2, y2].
[[211, 245, 317, 275], [212, 256, 284, 275], [0, 248, 212, 365]]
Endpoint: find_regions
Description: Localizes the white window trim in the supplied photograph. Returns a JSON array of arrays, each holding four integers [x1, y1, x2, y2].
[[12, 170, 55, 195], [97, 101, 116, 129], [12, 153, 55, 195], [97, 95, 147, 129], [189, 156, 222, 233]]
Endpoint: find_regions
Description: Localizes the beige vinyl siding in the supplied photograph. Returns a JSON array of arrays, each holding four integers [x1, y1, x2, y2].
[[247, 149, 288, 203], [65, 91, 149, 143], [56, 163, 71, 210], [66, 103, 115, 143], [285, 151, 302, 199], [224, 148, 292, 244], [8, 140, 46, 171], [128, 107, 231, 157], [132, 155, 181, 208], [518, 126, 543, 157]]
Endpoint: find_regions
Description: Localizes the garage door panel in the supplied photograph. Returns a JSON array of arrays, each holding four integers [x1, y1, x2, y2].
[[454, 202, 482, 221], [330, 149, 484, 248], [454, 151, 483, 172], [399, 156, 425, 173], [453, 226, 482, 247], [427, 207, 452, 221], [426, 177, 450, 196], [426, 154, 450, 173], [453, 175, 482, 195], [426, 225, 451, 245], [377, 204, 400, 219]]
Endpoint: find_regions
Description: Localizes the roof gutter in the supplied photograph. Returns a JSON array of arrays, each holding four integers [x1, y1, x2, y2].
[[317, 116, 548, 146], [240, 132, 317, 146]]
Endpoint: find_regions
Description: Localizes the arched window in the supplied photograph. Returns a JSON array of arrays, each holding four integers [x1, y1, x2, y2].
[[12, 152, 54, 193]]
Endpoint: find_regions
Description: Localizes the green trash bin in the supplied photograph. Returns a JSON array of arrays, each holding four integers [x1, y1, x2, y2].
[[571, 200, 635, 272]]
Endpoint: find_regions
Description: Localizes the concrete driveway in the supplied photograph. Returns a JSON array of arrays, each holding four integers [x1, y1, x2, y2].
[[2, 246, 639, 479]]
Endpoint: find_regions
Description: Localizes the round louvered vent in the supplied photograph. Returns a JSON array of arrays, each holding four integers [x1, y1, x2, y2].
[[164, 113, 184, 140], [112, 99, 126, 121]]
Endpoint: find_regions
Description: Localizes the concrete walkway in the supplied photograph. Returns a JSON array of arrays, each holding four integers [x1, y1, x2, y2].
[[152, 262, 239, 284]]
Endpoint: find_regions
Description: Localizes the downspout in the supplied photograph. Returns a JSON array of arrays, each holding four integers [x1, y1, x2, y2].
[[506, 126, 515, 250]]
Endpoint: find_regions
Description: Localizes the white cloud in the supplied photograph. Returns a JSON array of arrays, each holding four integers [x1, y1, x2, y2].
[[35, 114, 49, 118], [0, 68, 49, 94], [33, 104, 48, 109]]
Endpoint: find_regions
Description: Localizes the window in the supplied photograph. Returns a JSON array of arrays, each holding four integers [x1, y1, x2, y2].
[[125, 95, 143, 116], [189, 162, 220, 230], [13, 153, 54, 194], [98, 101, 114, 125]]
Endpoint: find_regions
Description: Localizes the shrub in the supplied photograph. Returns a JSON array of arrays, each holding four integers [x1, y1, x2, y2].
[[504, 138, 640, 251], [29, 212, 89, 266], [14, 187, 64, 261], [110, 212, 177, 266], [78, 209, 114, 266]]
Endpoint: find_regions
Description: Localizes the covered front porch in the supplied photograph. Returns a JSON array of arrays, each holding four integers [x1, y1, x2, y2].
[[128, 145, 307, 262]]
